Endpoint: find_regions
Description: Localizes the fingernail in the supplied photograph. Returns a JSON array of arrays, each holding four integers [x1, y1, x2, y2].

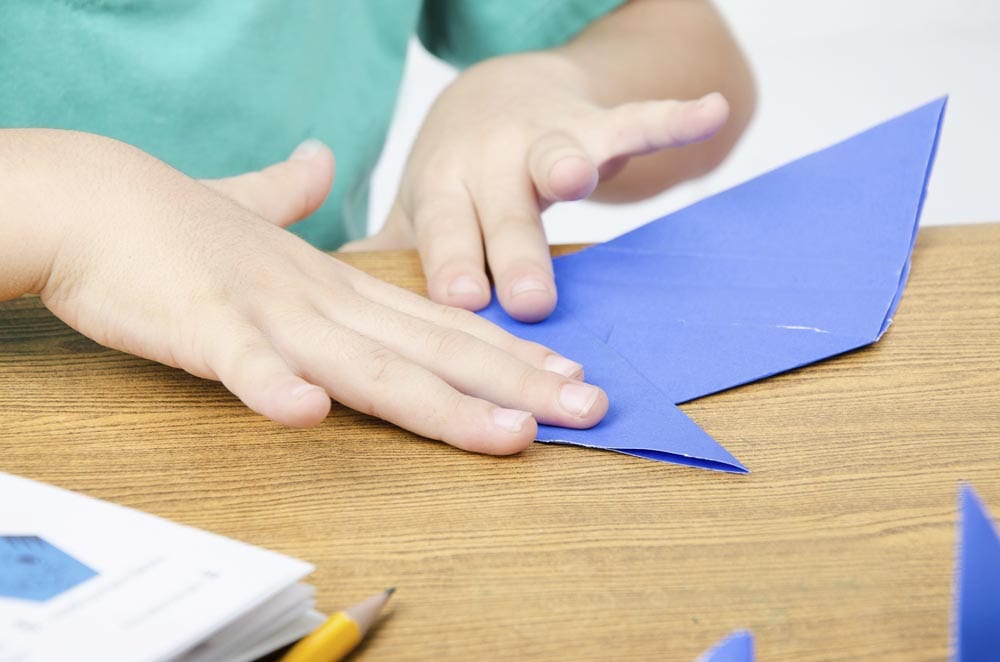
[[559, 382, 600, 417], [696, 92, 721, 108], [493, 407, 532, 433], [511, 276, 550, 298], [290, 139, 324, 161], [292, 383, 325, 399], [448, 275, 485, 297], [544, 355, 584, 379]]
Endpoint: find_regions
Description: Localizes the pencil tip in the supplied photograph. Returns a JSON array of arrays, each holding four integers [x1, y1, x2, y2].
[[385, 587, 396, 597]]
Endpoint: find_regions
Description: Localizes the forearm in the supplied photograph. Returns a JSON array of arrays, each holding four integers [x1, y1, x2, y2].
[[0, 129, 63, 300], [557, 0, 756, 201]]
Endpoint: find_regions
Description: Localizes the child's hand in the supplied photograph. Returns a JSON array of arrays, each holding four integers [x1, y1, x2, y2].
[[342, 51, 729, 323], [1, 130, 607, 454]]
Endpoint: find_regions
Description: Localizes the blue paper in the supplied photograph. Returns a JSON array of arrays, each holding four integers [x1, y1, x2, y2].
[[955, 485, 1000, 661], [697, 630, 754, 662], [478, 305, 746, 472], [482, 98, 946, 470]]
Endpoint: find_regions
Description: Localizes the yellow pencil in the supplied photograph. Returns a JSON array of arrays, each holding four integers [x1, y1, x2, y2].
[[282, 588, 394, 662]]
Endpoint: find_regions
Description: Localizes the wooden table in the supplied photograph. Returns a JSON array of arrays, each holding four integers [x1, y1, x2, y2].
[[1, 224, 998, 661]]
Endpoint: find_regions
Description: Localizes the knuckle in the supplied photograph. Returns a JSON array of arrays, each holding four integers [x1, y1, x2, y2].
[[412, 198, 466, 233], [534, 129, 581, 157], [353, 347, 406, 422], [506, 336, 547, 362], [424, 391, 467, 441], [436, 303, 479, 329], [364, 345, 405, 388], [424, 327, 470, 361], [515, 364, 547, 400]]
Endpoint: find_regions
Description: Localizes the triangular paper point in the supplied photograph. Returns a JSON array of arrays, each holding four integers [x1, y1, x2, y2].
[[697, 630, 754, 662], [955, 484, 1000, 661]]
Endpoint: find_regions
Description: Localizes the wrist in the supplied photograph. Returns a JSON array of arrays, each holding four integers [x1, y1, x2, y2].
[[0, 129, 134, 300], [0, 129, 65, 299]]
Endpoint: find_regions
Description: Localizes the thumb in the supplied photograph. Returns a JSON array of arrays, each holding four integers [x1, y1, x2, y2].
[[202, 139, 335, 227]]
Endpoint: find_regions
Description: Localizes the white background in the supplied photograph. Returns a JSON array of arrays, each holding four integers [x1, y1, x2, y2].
[[369, 0, 999, 244]]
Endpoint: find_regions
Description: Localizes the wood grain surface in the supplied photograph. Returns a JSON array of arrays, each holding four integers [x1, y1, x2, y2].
[[1, 224, 998, 661]]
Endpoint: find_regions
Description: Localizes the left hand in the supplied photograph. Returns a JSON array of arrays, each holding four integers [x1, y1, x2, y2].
[[342, 51, 729, 323]]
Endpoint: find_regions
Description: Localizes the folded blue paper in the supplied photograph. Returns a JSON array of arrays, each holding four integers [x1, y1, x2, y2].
[[955, 484, 1000, 661], [481, 98, 946, 471], [697, 630, 754, 662]]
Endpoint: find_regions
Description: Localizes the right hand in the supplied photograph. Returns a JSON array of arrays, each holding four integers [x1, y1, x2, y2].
[[1, 130, 607, 454]]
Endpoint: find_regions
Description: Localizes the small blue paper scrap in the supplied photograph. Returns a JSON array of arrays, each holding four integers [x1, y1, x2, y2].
[[697, 629, 754, 662], [482, 98, 947, 471], [955, 485, 1000, 661], [0, 535, 97, 602]]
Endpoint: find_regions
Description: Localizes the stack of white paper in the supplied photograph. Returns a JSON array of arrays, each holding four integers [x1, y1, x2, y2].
[[0, 472, 323, 662]]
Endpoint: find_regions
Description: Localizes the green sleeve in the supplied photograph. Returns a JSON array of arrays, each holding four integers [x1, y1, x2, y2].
[[419, 0, 626, 69]]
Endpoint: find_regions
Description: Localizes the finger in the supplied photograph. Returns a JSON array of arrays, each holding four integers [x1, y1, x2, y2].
[[409, 184, 491, 312], [340, 202, 414, 252], [310, 289, 605, 428], [347, 271, 585, 379], [473, 171, 555, 323], [589, 93, 730, 163], [205, 320, 331, 427], [527, 130, 600, 203], [202, 139, 335, 227], [274, 316, 537, 455]]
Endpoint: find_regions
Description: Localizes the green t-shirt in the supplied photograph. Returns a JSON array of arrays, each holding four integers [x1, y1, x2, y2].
[[1, 0, 622, 249]]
